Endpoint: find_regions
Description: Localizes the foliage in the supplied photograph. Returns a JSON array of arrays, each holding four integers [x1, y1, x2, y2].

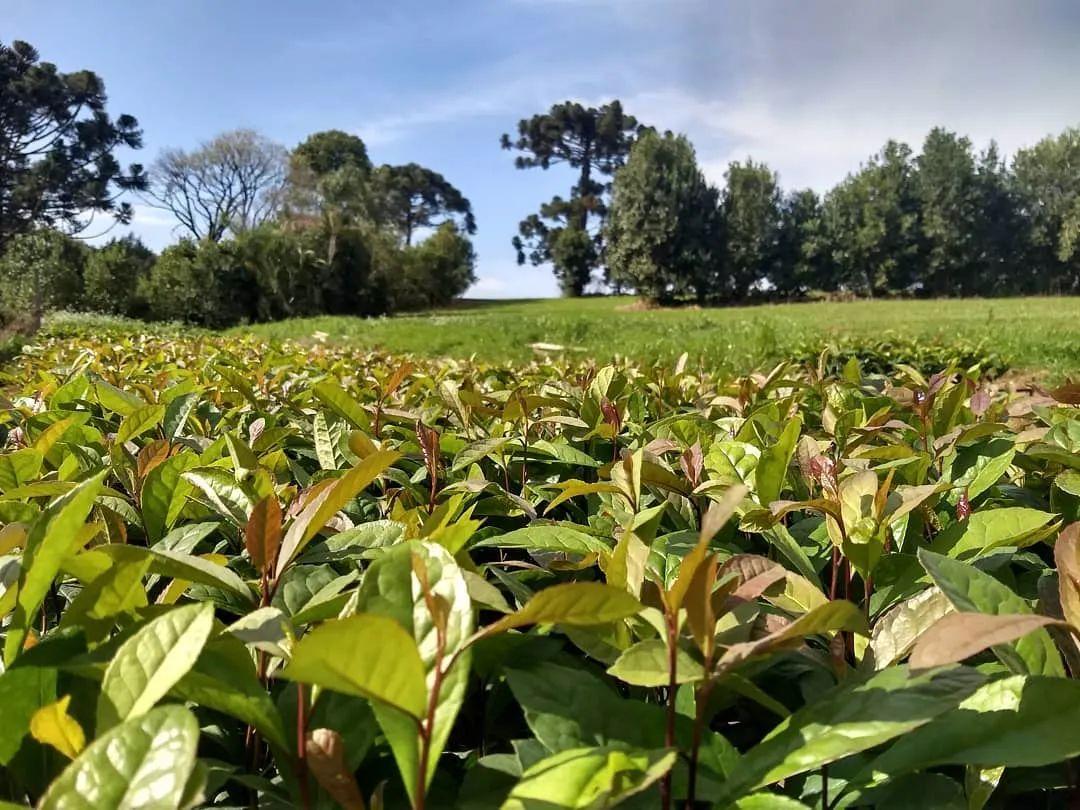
[[0, 230, 89, 320], [293, 130, 373, 177], [1, 327, 1080, 807], [606, 132, 718, 304], [503, 100, 645, 296], [372, 163, 476, 246], [137, 239, 253, 327], [390, 223, 477, 311], [82, 236, 156, 318], [1013, 127, 1080, 293], [0, 39, 145, 250]]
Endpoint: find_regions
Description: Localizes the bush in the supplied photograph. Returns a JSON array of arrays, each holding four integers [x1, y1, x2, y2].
[[138, 239, 255, 327], [0, 229, 88, 320], [83, 236, 156, 317], [391, 222, 476, 310]]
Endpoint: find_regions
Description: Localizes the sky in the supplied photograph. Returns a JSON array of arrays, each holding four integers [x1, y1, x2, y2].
[[7, 0, 1080, 297]]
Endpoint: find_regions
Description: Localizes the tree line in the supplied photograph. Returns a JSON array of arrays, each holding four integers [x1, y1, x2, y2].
[[505, 102, 1080, 301], [4, 36, 1080, 328], [0, 40, 476, 327]]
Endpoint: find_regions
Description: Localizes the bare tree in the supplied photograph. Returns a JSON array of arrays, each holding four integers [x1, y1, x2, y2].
[[146, 129, 287, 241]]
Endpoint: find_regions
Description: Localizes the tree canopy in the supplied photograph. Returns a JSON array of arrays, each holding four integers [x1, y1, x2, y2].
[[373, 163, 476, 245], [293, 130, 372, 176], [606, 132, 716, 303], [146, 129, 288, 242], [0, 39, 145, 249], [503, 100, 645, 295]]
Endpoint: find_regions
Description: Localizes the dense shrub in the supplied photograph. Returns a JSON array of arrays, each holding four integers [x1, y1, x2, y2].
[[390, 222, 477, 310], [0, 229, 88, 319], [138, 239, 255, 327], [82, 235, 156, 317]]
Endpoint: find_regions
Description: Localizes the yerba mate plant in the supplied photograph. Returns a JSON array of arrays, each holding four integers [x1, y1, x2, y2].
[[0, 331, 1079, 808]]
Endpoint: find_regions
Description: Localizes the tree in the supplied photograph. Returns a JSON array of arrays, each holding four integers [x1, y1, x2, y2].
[[1012, 128, 1080, 293], [0, 39, 145, 251], [83, 235, 155, 317], [821, 141, 920, 296], [773, 189, 825, 297], [502, 100, 645, 295], [605, 132, 718, 303], [718, 160, 782, 300], [146, 129, 288, 242], [293, 130, 371, 176], [914, 128, 981, 296], [373, 163, 475, 245]]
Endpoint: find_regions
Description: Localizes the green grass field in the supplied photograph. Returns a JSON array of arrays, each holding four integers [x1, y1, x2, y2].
[[225, 296, 1080, 378]]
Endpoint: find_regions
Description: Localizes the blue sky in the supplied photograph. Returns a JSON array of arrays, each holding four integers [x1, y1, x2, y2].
[[8, 0, 1080, 297]]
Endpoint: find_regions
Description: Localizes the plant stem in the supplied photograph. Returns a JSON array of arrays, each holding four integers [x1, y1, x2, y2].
[[685, 677, 716, 809], [661, 609, 678, 810], [296, 684, 311, 810], [414, 627, 447, 810]]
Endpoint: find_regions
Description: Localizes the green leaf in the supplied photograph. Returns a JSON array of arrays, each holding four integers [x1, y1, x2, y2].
[[99, 544, 256, 608], [115, 403, 166, 446], [182, 467, 255, 526], [919, 549, 1065, 676], [275, 449, 399, 577], [501, 745, 676, 809], [97, 602, 215, 732], [93, 378, 144, 416], [607, 639, 704, 687], [854, 676, 1080, 791], [489, 582, 641, 633], [4, 471, 105, 665], [60, 547, 152, 641], [312, 381, 370, 429], [39, 705, 200, 810], [140, 451, 198, 542], [282, 613, 427, 719], [352, 540, 475, 800], [756, 417, 802, 506], [452, 436, 514, 472], [0, 666, 57, 764], [0, 448, 44, 493], [826, 469, 882, 579], [931, 507, 1058, 559], [477, 525, 612, 556], [713, 665, 986, 803], [162, 392, 199, 440], [173, 633, 288, 750], [313, 411, 337, 470]]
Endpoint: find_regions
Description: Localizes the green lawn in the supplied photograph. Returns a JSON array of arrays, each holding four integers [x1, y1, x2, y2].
[[230, 296, 1080, 378]]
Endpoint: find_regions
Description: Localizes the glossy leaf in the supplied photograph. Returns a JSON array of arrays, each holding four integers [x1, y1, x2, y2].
[[97, 602, 215, 731], [39, 706, 200, 810]]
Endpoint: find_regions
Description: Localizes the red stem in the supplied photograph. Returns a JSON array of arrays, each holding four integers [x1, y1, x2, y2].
[[661, 610, 678, 810], [296, 684, 311, 810]]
